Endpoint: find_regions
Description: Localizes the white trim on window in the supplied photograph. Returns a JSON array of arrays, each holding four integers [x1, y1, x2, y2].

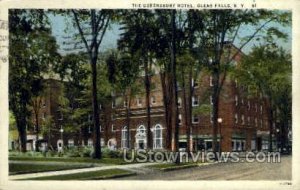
[[192, 115, 199, 124], [153, 124, 163, 149], [151, 96, 156, 105], [137, 97, 142, 107], [241, 115, 245, 125], [178, 97, 182, 107], [178, 114, 182, 125], [192, 96, 199, 107], [192, 78, 199, 88], [121, 126, 130, 148]]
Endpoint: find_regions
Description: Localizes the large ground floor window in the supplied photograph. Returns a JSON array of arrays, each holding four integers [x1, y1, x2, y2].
[[121, 126, 130, 148], [153, 124, 163, 149], [232, 139, 246, 151]]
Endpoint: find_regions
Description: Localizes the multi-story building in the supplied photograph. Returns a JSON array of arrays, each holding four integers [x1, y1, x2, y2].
[[18, 49, 276, 152]]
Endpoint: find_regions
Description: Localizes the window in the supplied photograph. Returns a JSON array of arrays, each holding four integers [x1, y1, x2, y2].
[[235, 79, 238, 88], [192, 96, 199, 107], [255, 104, 258, 112], [247, 101, 251, 110], [58, 111, 63, 120], [88, 114, 92, 122], [210, 96, 213, 105], [176, 82, 181, 90], [153, 125, 163, 149], [260, 119, 263, 128], [241, 115, 245, 125], [137, 97, 142, 107], [124, 100, 128, 108], [100, 125, 104, 132], [111, 124, 115, 132], [235, 113, 238, 124], [247, 116, 250, 124], [121, 126, 130, 148], [192, 78, 199, 88], [241, 98, 244, 105], [42, 101, 46, 108], [178, 114, 182, 125], [178, 97, 182, 107], [42, 112, 46, 120], [88, 139, 93, 147], [111, 114, 115, 121], [151, 96, 156, 105], [210, 76, 213, 87], [255, 118, 258, 127], [137, 125, 146, 134], [99, 104, 102, 110], [235, 95, 238, 106], [260, 105, 263, 114], [68, 139, 74, 147], [112, 99, 116, 108], [192, 115, 199, 124]]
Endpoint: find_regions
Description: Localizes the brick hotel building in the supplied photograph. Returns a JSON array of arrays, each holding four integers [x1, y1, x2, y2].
[[12, 50, 276, 152]]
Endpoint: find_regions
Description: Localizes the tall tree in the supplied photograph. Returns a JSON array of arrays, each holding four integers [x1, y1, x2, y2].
[[118, 10, 159, 150], [67, 10, 112, 159], [195, 10, 291, 155], [9, 10, 60, 152], [236, 45, 291, 152]]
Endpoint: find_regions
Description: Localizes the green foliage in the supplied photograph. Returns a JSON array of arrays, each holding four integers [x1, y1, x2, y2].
[[236, 45, 291, 128], [9, 10, 60, 151]]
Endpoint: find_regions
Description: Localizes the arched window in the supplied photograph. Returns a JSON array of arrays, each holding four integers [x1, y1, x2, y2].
[[137, 125, 146, 134], [153, 124, 163, 149], [121, 126, 130, 148]]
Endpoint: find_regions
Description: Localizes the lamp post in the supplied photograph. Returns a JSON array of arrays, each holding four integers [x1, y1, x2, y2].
[[60, 126, 64, 149], [218, 118, 223, 156], [276, 128, 280, 152]]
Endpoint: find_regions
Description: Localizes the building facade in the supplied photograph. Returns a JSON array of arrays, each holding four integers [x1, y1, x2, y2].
[[18, 51, 277, 152]]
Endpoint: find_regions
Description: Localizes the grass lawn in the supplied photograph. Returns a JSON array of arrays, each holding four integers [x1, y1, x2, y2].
[[149, 162, 199, 171], [9, 163, 91, 175], [9, 156, 130, 165], [22, 169, 135, 180]]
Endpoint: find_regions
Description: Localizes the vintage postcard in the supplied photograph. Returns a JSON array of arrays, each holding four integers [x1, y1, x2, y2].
[[0, 0, 299, 190]]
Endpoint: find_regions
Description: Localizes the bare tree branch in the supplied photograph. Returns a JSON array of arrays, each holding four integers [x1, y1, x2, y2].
[[72, 10, 91, 54]]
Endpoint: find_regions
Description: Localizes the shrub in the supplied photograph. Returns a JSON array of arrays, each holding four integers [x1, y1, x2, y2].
[[64, 147, 81, 158], [80, 146, 93, 157], [45, 150, 57, 157], [102, 147, 123, 158]]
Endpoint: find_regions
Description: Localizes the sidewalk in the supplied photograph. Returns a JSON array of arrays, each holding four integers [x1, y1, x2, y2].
[[9, 162, 158, 180]]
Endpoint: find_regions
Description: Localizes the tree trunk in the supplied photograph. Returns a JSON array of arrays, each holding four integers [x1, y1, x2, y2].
[[126, 93, 131, 149], [144, 58, 152, 150], [34, 108, 40, 152], [212, 68, 220, 157], [171, 10, 180, 163], [268, 106, 273, 152], [17, 118, 27, 152], [181, 66, 191, 153], [160, 71, 172, 151], [91, 52, 101, 159]]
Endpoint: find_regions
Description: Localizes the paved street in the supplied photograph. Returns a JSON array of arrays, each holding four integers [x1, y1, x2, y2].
[[10, 155, 291, 180], [119, 155, 291, 180]]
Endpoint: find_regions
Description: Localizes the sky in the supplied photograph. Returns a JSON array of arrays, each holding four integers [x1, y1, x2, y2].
[[48, 11, 292, 56]]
